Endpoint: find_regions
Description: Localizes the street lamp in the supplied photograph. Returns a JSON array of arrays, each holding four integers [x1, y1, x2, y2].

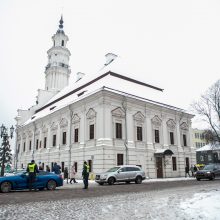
[[0, 124, 14, 176]]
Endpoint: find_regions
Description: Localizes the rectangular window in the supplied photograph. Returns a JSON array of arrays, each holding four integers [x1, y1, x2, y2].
[[116, 123, 122, 139], [74, 162, 78, 172], [117, 154, 124, 165], [185, 157, 189, 168], [200, 155, 204, 161], [23, 142, 26, 152], [17, 144, 20, 153], [29, 141, 31, 151], [36, 139, 39, 150], [137, 126, 143, 141], [62, 132, 66, 145], [51, 162, 54, 171], [40, 141, 42, 148], [170, 132, 174, 145], [172, 157, 177, 171], [88, 160, 92, 172], [183, 134, 187, 146], [44, 137, 47, 148], [155, 129, 160, 143], [74, 128, 79, 143], [89, 124, 94, 140], [61, 162, 64, 172], [208, 154, 212, 161], [53, 135, 56, 147]]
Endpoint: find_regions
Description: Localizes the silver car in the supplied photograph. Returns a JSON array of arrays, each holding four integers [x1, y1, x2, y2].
[[95, 165, 146, 185]]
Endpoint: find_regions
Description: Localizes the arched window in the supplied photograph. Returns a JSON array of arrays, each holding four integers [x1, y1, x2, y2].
[[61, 40, 64, 46]]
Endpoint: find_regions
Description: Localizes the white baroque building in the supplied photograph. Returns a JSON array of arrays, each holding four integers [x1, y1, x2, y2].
[[15, 17, 196, 178]]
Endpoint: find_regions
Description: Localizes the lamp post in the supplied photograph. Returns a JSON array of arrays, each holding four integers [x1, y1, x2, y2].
[[0, 124, 14, 176]]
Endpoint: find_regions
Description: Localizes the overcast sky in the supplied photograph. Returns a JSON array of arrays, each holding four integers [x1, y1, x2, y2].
[[0, 0, 220, 133]]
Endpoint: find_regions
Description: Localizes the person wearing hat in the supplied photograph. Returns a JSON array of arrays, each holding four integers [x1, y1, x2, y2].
[[26, 159, 39, 191]]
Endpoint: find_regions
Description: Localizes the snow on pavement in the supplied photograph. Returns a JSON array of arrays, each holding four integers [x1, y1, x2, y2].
[[0, 178, 220, 220]]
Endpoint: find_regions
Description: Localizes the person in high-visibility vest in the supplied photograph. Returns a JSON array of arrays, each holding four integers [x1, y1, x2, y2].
[[82, 161, 90, 189], [26, 160, 39, 191]]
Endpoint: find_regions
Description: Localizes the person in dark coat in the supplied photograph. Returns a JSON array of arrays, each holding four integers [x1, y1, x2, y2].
[[26, 159, 39, 191], [185, 166, 190, 177], [46, 165, 50, 172], [64, 167, 69, 184], [52, 162, 61, 174], [82, 161, 90, 189]]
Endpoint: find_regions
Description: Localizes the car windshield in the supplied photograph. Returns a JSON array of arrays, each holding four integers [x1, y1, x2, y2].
[[203, 165, 214, 170], [106, 167, 120, 172]]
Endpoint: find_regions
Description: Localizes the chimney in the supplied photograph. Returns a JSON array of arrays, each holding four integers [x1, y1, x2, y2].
[[105, 53, 117, 66], [76, 72, 85, 81]]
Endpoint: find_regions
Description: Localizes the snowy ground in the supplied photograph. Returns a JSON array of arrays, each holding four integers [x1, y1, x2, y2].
[[0, 178, 220, 220]]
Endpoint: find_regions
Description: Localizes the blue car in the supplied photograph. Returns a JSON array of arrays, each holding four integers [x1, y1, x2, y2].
[[0, 170, 63, 193]]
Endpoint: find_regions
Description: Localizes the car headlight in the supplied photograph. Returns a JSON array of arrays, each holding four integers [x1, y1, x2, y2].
[[101, 174, 108, 179], [206, 172, 211, 174]]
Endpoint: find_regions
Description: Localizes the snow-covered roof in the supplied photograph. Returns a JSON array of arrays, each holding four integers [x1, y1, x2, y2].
[[22, 56, 191, 127], [196, 144, 220, 151]]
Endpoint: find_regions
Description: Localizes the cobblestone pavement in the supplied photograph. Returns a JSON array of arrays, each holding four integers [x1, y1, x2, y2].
[[0, 179, 219, 220]]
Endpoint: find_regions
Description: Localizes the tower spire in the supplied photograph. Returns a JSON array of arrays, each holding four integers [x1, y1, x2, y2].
[[59, 15, 64, 29], [57, 15, 65, 34]]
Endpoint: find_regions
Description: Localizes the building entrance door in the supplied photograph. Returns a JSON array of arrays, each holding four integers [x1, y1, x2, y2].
[[156, 157, 163, 178]]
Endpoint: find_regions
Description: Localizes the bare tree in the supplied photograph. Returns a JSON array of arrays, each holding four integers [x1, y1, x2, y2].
[[192, 79, 220, 143]]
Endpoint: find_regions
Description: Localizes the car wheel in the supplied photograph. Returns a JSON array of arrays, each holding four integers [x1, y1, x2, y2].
[[98, 183, 104, 185], [135, 176, 142, 184], [0, 181, 12, 193], [47, 180, 57, 190], [196, 178, 201, 181], [108, 177, 115, 185]]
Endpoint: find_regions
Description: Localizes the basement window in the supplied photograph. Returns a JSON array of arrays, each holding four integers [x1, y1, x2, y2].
[[50, 106, 56, 111], [77, 90, 87, 97]]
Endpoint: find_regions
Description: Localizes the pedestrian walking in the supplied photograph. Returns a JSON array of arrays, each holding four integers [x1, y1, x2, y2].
[[82, 161, 90, 189], [190, 165, 194, 177], [26, 159, 39, 191], [185, 166, 190, 177], [64, 167, 69, 184], [46, 165, 50, 172], [70, 164, 78, 184], [52, 162, 61, 174]]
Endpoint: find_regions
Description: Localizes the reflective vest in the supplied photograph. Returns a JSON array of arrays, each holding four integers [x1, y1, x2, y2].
[[28, 164, 36, 173], [86, 164, 90, 173]]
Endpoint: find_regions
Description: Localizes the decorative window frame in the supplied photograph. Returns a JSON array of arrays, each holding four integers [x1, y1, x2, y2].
[[60, 118, 68, 146], [50, 122, 58, 147], [72, 114, 80, 143], [133, 111, 145, 142], [151, 115, 162, 144], [86, 108, 97, 141], [166, 119, 176, 145], [22, 132, 27, 152], [41, 125, 48, 149], [27, 130, 33, 151], [111, 107, 125, 140], [180, 122, 189, 147]]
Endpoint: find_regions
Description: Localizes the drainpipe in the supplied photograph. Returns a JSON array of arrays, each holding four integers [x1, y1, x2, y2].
[[68, 106, 73, 176], [122, 97, 128, 165]]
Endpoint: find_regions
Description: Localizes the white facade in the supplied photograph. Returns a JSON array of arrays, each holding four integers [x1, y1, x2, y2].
[[15, 18, 196, 179]]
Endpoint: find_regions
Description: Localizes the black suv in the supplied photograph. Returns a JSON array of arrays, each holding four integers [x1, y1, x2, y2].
[[195, 164, 220, 181]]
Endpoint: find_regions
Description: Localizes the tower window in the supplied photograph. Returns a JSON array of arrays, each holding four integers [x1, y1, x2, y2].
[[61, 40, 64, 46]]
